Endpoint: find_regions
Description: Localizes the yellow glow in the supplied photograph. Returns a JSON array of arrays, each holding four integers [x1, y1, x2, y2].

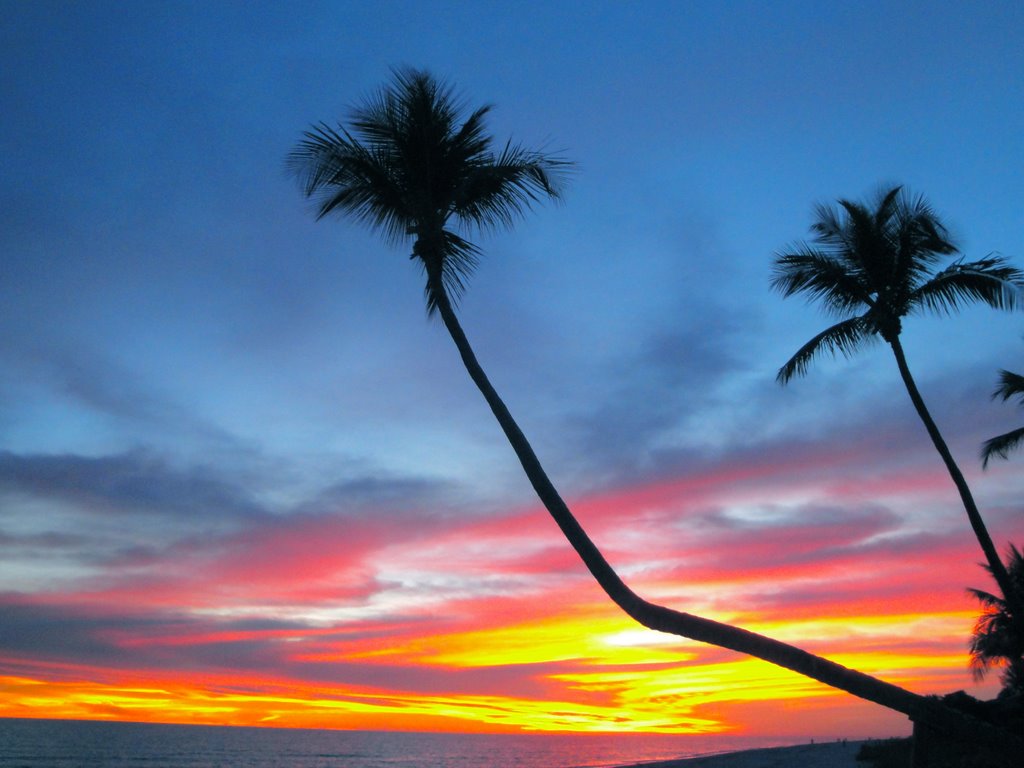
[[0, 606, 985, 733], [0, 674, 719, 733], [747, 611, 975, 643], [337, 610, 698, 668]]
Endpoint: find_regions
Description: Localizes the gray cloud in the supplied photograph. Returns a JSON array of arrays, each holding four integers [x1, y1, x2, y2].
[[0, 449, 266, 521], [558, 313, 751, 488], [0, 596, 570, 700], [305, 474, 462, 518], [0, 598, 307, 672]]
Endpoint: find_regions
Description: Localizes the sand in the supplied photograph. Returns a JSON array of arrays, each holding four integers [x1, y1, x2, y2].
[[613, 740, 867, 768]]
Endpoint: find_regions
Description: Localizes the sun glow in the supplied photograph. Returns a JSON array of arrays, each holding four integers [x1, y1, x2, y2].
[[1, 594, 983, 734], [1, 466, 1013, 736]]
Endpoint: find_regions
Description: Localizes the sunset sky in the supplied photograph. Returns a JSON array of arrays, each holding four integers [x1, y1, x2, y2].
[[3, 0, 1024, 744]]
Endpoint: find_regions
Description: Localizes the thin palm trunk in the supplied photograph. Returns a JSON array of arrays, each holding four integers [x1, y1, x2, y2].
[[888, 337, 1024, 628], [427, 270, 1017, 747]]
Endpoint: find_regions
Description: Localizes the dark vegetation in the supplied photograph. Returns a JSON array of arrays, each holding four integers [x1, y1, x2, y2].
[[968, 546, 1024, 698], [856, 738, 913, 768]]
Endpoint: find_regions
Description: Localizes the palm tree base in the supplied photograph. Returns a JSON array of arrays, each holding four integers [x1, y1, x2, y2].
[[909, 690, 1023, 767]]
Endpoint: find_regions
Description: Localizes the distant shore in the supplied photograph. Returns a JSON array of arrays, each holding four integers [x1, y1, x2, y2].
[[612, 740, 867, 768]]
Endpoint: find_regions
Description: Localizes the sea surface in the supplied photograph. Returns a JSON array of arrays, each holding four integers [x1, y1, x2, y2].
[[0, 718, 780, 768]]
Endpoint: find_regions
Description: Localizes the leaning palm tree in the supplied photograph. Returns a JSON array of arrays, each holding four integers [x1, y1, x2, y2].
[[969, 545, 1024, 696], [982, 369, 1024, 468], [289, 72, 1010, 743], [772, 185, 1024, 631]]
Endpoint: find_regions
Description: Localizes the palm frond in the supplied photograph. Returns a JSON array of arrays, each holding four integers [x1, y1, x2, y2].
[[777, 316, 873, 383], [910, 257, 1024, 315], [770, 249, 870, 314], [419, 230, 481, 314], [981, 371, 1024, 467], [836, 197, 888, 279], [286, 122, 412, 243], [889, 191, 958, 295], [993, 369, 1024, 403], [897, 195, 956, 261], [453, 141, 571, 231], [967, 545, 1024, 687], [352, 68, 463, 154], [982, 427, 1024, 468], [873, 185, 903, 228], [808, 202, 854, 251], [836, 198, 874, 238], [967, 585, 1005, 610]]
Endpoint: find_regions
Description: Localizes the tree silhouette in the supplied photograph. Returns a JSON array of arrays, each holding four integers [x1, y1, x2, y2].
[[982, 369, 1024, 468], [772, 185, 1024, 633], [289, 73, 1012, 744], [969, 545, 1024, 696]]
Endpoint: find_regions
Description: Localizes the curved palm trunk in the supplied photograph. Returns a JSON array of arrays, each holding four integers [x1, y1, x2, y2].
[[427, 275, 1016, 746], [888, 337, 1024, 629]]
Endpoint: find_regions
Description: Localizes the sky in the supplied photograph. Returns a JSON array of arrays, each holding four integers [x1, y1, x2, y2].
[[2, 0, 1024, 745]]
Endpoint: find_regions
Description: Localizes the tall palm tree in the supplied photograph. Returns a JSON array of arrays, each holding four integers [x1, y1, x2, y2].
[[289, 73, 1009, 743], [772, 185, 1024, 632], [982, 369, 1024, 468], [969, 545, 1024, 696]]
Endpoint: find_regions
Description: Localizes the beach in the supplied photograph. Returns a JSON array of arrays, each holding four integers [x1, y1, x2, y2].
[[614, 740, 866, 768]]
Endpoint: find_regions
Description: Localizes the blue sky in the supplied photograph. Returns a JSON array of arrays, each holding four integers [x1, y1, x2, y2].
[[2, 0, 1024, 737]]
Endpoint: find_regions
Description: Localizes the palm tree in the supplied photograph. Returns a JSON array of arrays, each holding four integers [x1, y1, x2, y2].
[[289, 73, 1011, 744], [969, 545, 1024, 696], [772, 185, 1024, 633], [982, 369, 1024, 468]]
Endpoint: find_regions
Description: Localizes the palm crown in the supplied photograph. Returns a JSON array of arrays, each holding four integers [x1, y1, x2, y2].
[[773, 185, 1023, 382], [968, 544, 1024, 694], [288, 68, 570, 313]]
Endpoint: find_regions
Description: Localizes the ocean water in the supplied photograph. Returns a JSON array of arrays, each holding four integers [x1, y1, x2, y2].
[[0, 719, 772, 768]]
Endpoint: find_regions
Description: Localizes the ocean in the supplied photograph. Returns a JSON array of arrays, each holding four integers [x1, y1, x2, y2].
[[0, 719, 775, 768]]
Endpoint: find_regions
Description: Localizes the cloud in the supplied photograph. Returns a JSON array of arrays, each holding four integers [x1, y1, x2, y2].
[[303, 474, 464, 517], [0, 449, 266, 521], [542, 283, 1015, 501], [0, 340, 249, 457], [0, 592, 585, 703], [558, 317, 750, 488], [0, 440, 485, 608], [0, 596, 320, 676]]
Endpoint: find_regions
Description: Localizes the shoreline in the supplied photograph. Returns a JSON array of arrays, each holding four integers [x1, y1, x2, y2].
[[611, 739, 868, 768]]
